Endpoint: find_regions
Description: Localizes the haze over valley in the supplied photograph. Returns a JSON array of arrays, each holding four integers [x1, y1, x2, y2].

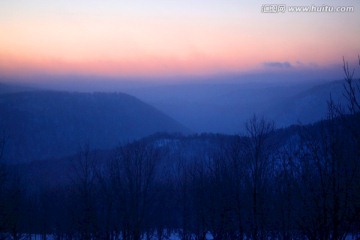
[[1, 0, 360, 239]]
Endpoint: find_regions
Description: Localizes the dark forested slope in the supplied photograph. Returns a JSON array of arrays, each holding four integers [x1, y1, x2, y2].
[[0, 91, 189, 162]]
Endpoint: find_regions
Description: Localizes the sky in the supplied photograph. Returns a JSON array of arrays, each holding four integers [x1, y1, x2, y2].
[[0, 0, 359, 82]]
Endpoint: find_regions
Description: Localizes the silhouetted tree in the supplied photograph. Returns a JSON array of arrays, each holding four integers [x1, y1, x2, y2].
[[294, 57, 360, 239], [70, 144, 99, 240], [111, 141, 161, 240], [205, 141, 244, 240], [173, 153, 193, 240], [189, 154, 210, 240], [4, 172, 25, 240], [226, 136, 247, 239], [342, 56, 360, 115], [96, 159, 118, 240], [243, 115, 275, 240], [272, 140, 299, 239], [0, 135, 7, 239]]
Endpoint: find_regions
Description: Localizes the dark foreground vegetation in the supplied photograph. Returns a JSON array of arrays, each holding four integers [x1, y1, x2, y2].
[[0, 60, 360, 240]]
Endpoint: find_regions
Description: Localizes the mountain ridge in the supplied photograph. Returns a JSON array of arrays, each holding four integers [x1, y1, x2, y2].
[[0, 90, 190, 163]]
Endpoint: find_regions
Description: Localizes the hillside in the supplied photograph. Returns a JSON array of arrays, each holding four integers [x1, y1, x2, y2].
[[16, 126, 300, 190], [0, 82, 34, 95], [126, 80, 340, 133], [6, 112, 360, 239], [0, 91, 189, 163], [267, 80, 345, 126]]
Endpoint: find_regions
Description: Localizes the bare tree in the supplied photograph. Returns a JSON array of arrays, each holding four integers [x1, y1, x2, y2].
[[272, 140, 299, 240], [70, 144, 99, 240], [96, 160, 117, 240], [342, 56, 360, 115], [0, 135, 25, 240], [243, 115, 275, 240], [189, 153, 211, 240], [2, 171, 25, 240], [226, 136, 247, 239], [111, 141, 161, 240], [172, 152, 193, 240], [0, 136, 6, 235], [294, 95, 360, 239]]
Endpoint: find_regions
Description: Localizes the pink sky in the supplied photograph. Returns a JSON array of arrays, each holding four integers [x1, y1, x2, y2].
[[0, 0, 359, 79]]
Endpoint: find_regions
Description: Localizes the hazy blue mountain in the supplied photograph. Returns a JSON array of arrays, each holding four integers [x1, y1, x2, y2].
[[0, 82, 34, 95], [12, 123, 302, 190], [267, 80, 346, 127], [125, 80, 337, 133], [0, 91, 189, 163], [0, 79, 347, 138]]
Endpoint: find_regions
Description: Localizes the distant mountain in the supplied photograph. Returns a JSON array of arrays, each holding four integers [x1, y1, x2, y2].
[[0, 82, 34, 95], [0, 80, 348, 138], [125, 80, 336, 133], [13, 124, 301, 190], [0, 91, 189, 163], [13, 111, 360, 191], [267, 80, 346, 127]]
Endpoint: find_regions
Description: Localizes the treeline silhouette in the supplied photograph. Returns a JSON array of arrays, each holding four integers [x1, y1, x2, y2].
[[0, 60, 360, 240]]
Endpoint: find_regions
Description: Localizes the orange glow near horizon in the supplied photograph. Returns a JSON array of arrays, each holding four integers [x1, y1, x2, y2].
[[1, 0, 359, 79]]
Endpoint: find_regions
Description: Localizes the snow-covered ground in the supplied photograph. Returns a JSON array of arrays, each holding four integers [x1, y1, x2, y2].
[[4, 231, 360, 239], [1, 231, 214, 240]]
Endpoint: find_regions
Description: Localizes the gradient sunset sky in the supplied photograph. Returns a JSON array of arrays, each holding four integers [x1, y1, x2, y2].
[[0, 0, 359, 80]]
